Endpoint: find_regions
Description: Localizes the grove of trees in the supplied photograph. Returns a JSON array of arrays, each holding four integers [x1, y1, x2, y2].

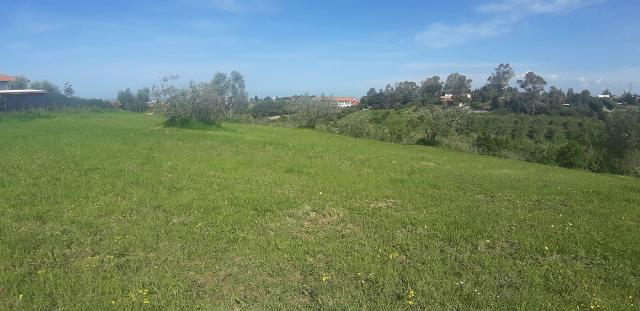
[[358, 63, 637, 117], [147, 71, 249, 125]]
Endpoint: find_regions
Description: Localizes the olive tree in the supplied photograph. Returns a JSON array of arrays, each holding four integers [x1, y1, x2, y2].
[[409, 106, 464, 145], [293, 94, 335, 128], [152, 72, 248, 125]]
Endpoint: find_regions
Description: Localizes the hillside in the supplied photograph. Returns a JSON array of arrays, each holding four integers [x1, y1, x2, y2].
[[1, 111, 638, 310]]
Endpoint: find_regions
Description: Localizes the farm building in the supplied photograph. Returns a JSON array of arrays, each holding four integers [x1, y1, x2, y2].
[[332, 97, 359, 108], [0, 89, 49, 111], [0, 74, 16, 90]]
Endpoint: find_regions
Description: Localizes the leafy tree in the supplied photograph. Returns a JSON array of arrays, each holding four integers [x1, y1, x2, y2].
[[547, 86, 566, 110], [472, 85, 498, 109], [30, 80, 60, 94], [8, 75, 30, 89], [408, 106, 464, 145], [620, 92, 638, 105], [603, 110, 640, 175], [117, 88, 136, 110], [136, 87, 150, 104], [293, 94, 335, 128], [229, 71, 249, 116], [556, 142, 589, 169], [420, 76, 443, 99], [152, 74, 179, 106], [517, 72, 547, 95], [250, 100, 287, 117], [63, 82, 75, 97], [153, 71, 249, 124], [393, 81, 419, 107], [487, 63, 515, 96], [443, 73, 472, 94]]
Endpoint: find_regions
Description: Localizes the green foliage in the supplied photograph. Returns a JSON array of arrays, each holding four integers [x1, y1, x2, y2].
[[487, 63, 515, 96], [556, 142, 589, 168], [358, 64, 611, 117], [409, 106, 464, 145], [290, 94, 337, 128], [517, 71, 547, 95], [1, 111, 639, 309], [30, 80, 61, 94], [163, 116, 221, 130], [443, 73, 472, 94], [8, 75, 30, 89], [152, 71, 249, 124], [117, 88, 147, 112], [475, 133, 511, 155], [604, 110, 640, 176], [63, 82, 75, 97], [330, 108, 629, 175], [249, 99, 288, 117]]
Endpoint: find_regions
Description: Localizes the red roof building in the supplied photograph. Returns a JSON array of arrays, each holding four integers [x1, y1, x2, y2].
[[0, 74, 15, 82], [0, 74, 16, 90], [332, 97, 359, 108]]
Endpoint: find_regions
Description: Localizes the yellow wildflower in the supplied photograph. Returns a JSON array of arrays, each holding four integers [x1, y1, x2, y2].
[[408, 290, 415, 298], [143, 298, 151, 304], [321, 273, 332, 282]]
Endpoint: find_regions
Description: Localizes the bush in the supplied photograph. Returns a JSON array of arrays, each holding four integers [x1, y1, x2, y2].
[[163, 117, 220, 130], [475, 134, 510, 155], [556, 142, 588, 168]]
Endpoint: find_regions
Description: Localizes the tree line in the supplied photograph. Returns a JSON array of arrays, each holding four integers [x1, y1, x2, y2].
[[121, 72, 251, 125], [359, 63, 638, 117]]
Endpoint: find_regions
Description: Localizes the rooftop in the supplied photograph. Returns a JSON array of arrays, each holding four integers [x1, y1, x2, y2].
[[0, 74, 16, 82], [0, 89, 48, 95]]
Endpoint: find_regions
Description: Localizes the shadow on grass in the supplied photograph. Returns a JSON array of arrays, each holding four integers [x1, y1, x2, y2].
[[163, 117, 226, 132], [0, 110, 55, 122]]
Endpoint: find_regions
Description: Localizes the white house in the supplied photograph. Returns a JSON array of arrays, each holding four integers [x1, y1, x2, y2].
[[440, 93, 471, 103]]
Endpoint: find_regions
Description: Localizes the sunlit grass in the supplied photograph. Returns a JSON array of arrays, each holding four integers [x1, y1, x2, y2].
[[0, 110, 638, 310]]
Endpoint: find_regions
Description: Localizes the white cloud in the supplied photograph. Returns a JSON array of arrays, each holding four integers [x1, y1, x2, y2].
[[415, 19, 512, 48], [416, 0, 602, 48], [478, 0, 599, 14]]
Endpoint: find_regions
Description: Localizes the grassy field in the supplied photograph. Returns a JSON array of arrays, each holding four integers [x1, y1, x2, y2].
[[1, 110, 638, 310]]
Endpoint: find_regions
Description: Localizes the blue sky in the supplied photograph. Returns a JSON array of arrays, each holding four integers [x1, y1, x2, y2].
[[1, 0, 639, 98]]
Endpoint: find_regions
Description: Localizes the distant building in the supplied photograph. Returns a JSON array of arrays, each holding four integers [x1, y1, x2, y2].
[[0, 74, 16, 90], [598, 94, 611, 99], [331, 97, 359, 108], [0, 89, 49, 111], [440, 93, 471, 103]]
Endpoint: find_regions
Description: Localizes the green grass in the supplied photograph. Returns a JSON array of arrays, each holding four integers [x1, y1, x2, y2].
[[1, 110, 638, 310]]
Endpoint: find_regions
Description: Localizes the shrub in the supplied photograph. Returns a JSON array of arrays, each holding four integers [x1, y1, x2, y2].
[[163, 116, 220, 130], [556, 142, 588, 168], [475, 134, 510, 155]]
